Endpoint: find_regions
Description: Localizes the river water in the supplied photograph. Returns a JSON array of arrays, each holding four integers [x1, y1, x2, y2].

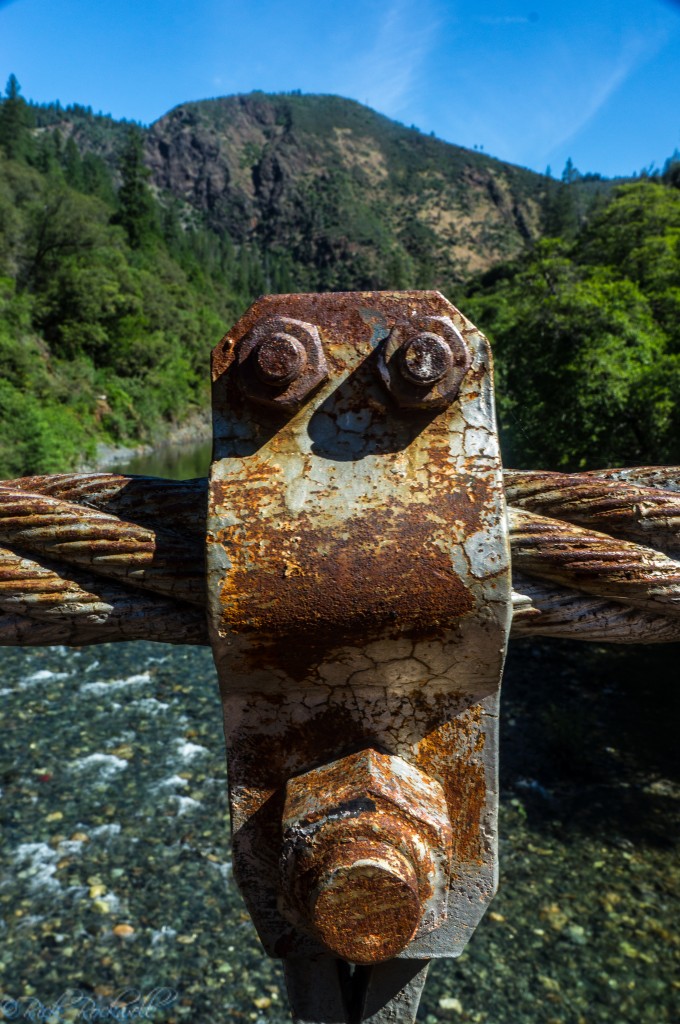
[[1, 442, 678, 1023]]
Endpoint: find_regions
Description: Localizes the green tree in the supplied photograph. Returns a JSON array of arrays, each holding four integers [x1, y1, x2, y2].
[[18, 183, 109, 291], [466, 241, 674, 469], [662, 151, 680, 190], [0, 74, 34, 162], [63, 136, 84, 190], [561, 157, 581, 184], [81, 152, 116, 203], [114, 127, 158, 248], [542, 182, 578, 238], [577, 182, 680, 349], [34, 129, 63, 176]]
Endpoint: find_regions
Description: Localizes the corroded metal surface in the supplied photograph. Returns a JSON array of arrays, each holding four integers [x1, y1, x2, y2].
[[510, 575, 680, 643], [236, 315, 329, 412], [3, 467, 680, 648], [376, 315, 472, 409], [280, 749, 452, 963], [509, 508, 680, 620], [588, 466, 680, 493], [284, 957, 430, 1024], [8, 473, 207, 536], [0, 477, 207, 647], [207, 290, 511, 965], [0, 542, 207, 645]]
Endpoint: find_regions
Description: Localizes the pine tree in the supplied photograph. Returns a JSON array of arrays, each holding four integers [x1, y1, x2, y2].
[[35, 129, 63, 176], [542, 182, 578, 238], [63, 136, 84, 190], [561, 157, 581, 185], [114, 127, 158, 248], [81, 152, 116, 203], [0, 74, 34, 161], [662, 150, 680, 190]]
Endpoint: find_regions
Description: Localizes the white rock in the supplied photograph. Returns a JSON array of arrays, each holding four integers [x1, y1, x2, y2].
[[438, 996, 463, 1013]]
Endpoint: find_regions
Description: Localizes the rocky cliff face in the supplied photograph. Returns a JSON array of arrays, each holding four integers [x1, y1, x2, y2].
[[145, 93, 547, 284]]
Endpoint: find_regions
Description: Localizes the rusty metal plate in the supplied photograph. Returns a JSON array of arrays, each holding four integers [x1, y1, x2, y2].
[[207, 291, 511, 959]]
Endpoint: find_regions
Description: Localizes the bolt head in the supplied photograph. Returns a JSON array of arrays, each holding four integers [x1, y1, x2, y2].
[[237, 316, 328, 412], [309, 841, 421, 964], [377, 315, 471, 409], [400, 332, 453, 386], [255, 332, 307, 386]]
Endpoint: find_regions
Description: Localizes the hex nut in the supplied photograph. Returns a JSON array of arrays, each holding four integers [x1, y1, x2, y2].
[[377, 315, 471, 409], [279, 748, 452, 963], [237, 316, 328, 412]]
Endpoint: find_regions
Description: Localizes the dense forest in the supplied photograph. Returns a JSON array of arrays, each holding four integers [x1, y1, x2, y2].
[[466, 176, 680, 468], [0, 77, 272, 475], [0, 74, 678, 476]]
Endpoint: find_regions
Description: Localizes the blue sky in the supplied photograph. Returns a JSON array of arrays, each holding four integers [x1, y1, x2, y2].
[[1, 0, 679, 178]]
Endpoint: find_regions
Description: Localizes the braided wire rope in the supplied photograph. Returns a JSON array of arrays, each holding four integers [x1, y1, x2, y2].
[[0, 468, 678, 646]]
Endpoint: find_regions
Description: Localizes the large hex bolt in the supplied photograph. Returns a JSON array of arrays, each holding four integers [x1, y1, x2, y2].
[[377, 315, 471, 409], [237, 315, 328, 412], [279, 749, 452, 964]]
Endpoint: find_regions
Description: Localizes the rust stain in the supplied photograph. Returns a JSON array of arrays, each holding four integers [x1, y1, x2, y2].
[[308, 838, 421, 963], [505, 469, 680, 553], [209, 289, 498, 672], [227, 701, 373, 799], [416, 705, 487, 866], [225, 689, 490, 831], [0, 487, 204, 606], [236, 316, 329, 413], [509, 509, 680, 620], [213, 500, 475, 677], [212, 290, 458, 384]]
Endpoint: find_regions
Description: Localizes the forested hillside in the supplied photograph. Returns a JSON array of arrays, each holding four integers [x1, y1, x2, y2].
[[144, 93, 553, 287], [0, 74, 678, 476], [465, 177, 680, 469], [0, 78, 262, 475]]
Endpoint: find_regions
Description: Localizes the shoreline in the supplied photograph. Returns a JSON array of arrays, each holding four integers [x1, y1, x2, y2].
[[79, 409, 212, 472]]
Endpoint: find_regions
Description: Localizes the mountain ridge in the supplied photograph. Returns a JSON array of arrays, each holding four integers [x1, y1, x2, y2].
[[32, 89, 620, 289], [34, 91, 569, 286], [145, 91, 546, 284]]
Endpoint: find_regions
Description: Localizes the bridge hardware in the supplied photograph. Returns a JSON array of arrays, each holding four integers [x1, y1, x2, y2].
[[207, 290, 511, 1022], [235, 314, 329, 411]]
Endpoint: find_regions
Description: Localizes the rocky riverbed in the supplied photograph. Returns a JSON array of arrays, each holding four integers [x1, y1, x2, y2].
[[0, 636, 677, 1024]]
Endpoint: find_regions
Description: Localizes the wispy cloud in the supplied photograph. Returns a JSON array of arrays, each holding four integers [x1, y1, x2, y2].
[[477, 15, 534, 25], [345, 0, 440, 116], [542, 23, 672, 161], [445, 7, 679, 172]]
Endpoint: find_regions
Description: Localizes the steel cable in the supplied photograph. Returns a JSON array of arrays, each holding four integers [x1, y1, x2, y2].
[[0, 468, 679, 646], [0, 484, 204, 605], [504, 470, 680, 558]]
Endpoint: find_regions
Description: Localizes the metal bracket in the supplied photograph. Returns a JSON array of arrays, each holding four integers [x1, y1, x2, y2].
[[207, 291, 511, 1022]]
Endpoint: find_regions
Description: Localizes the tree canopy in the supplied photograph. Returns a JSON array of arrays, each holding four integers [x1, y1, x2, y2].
[[0, 75, 678, 476], [465, 181, 680, 469]]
